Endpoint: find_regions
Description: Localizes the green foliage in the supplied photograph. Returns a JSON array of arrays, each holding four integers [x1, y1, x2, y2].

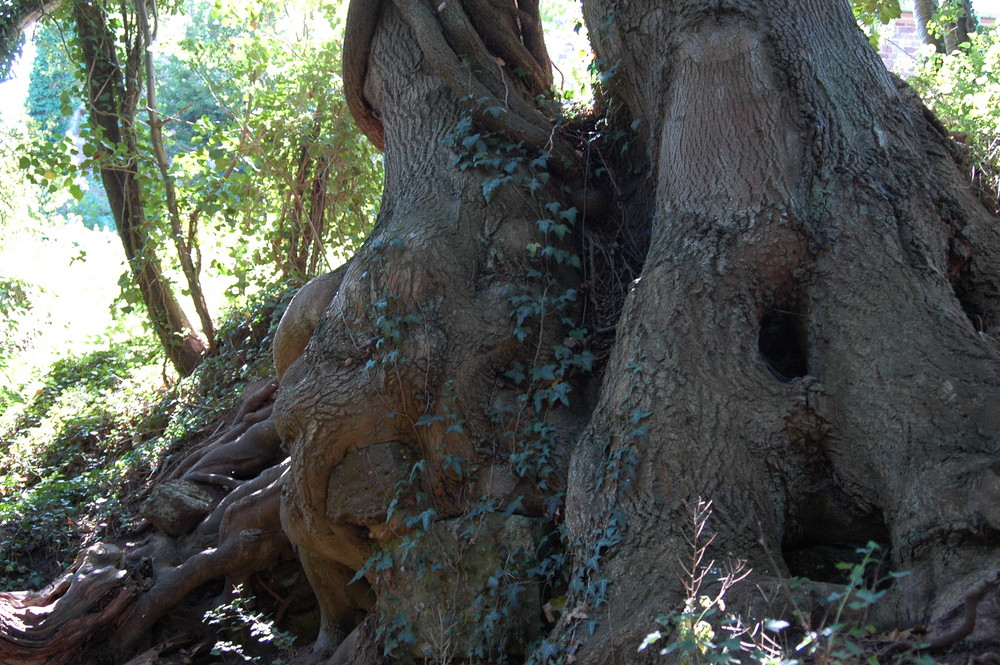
[[150, 0, 235, 156], [0, 275, 35, 381], [163, 280, 294, 442], [851, 0, 902, 48], [924, 0, 976, 43], [26, 21, 79, 140], [7, 338, 159, 432], [0, 277, 294, 591], [910, 25, 1000, 214], [0, 147, 160, 585], [0, 337, 167, 589], [0, 0, 29, 80], [15, 27, 114, 229], [852, 0, 902, 27], [204, 585, 297, 664], [788, 543, 901, 664], [170, 0, 382, 285], [17, 0, 382, 340], [19, 16, 116, 230]]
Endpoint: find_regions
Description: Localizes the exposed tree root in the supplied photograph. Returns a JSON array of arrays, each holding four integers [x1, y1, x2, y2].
[[924, 573, 999, 650], [879, 572, 1000, 658], [119, 635, 207, 665], [0, 369, 316, 664], [0, 544, 136, 664]]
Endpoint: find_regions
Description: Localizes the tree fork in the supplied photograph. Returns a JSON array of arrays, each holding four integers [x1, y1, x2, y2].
[[344, 0, 577, 171]]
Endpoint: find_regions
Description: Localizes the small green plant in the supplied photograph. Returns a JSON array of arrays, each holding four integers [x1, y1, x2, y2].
[[638, 499, 771, 665], [203, 585, 297, 663], [785, 542, 911, 665], [640, 501, 922, 665]]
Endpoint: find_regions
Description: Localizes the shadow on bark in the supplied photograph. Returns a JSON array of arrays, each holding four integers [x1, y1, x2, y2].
[[4, 2, 1000, 665]]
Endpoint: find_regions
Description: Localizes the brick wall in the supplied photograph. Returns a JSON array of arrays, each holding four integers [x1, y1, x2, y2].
[[879, 12, 997, 76]]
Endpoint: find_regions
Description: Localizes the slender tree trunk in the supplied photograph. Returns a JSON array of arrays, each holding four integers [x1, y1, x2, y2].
[[73, 0, 206, 377], [944, 0, 975, 52], [280, 114, 330, 280], [914, 0, 975, 53], [135, 0, 217, 349]]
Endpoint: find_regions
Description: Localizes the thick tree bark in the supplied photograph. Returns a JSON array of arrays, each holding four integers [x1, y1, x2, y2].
[[3, 2, 1000, 664], [275, 2, 584, 657], [555, 0, 1000, 660], [73, 0, 207, 377]]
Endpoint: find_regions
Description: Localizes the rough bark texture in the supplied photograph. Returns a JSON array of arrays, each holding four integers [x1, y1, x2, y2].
[[275, 2, 584, 658], [559, 0, 1000, 660], [2, 1, 1000, 664]]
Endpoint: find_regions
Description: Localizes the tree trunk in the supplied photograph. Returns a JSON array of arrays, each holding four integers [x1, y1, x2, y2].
[[275, 0, 585, 656], [279, 112, 332, 280], [3, 1, 1000, 664], [914, 0, 975, 53], [135, 0, 217, 350], [914, 0, 945, 50], [555, 0, 1000, 659], [73, 0, 207, 377]]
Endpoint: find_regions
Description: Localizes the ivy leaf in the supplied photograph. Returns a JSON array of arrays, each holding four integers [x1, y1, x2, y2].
[[482, 178, 502, 202]]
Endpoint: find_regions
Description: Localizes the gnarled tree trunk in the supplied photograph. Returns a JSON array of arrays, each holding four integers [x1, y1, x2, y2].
[[2, 1, 1000, 664], [275, 0, 586, 658], [555, 0, 1000, 660]]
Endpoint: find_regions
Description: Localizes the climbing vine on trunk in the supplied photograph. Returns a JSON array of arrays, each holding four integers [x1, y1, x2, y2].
[[73, 0, 206, 376]]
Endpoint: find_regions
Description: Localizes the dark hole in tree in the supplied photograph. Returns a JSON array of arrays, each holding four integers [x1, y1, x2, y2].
[[782, 494, 891, 586], [953, 279, 991, 337], [758, 308, 808, 382]]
